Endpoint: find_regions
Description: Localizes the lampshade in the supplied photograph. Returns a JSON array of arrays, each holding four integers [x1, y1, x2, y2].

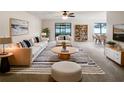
[[0, 37, 12, 44], [41, 33, 46, 36]]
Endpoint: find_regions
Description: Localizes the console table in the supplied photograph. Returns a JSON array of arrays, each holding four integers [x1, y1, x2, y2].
[[105, 46, 124, 65]]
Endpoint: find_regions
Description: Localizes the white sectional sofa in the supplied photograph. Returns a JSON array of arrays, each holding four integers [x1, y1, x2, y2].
[[56, 35, 72, 46], [31, 41, 48, 61], [9, 37, 48, 66]]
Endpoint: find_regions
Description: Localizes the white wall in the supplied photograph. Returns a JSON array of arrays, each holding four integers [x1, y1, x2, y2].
[[107, 11, 124, 48], [42, 12, 106, 42], [0, 11, 42, 43]]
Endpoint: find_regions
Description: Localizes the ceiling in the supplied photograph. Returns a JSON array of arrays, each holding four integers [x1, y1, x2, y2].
[[28, 11, 106, 20]]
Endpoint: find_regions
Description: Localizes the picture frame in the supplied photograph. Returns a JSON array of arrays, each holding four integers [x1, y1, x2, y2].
[[113, 24, 124, 42], [10, 18, 29, 36]]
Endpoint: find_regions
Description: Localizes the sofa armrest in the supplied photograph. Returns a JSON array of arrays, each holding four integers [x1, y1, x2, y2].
[[9, 48, 32, 66]]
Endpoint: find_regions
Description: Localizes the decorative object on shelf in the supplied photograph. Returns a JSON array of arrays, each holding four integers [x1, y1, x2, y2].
[[42, 28, 50, 38], [0, 37, 12, 55], [106, 41, 116, 48], [75, 25, 88, 42], [10, 18, 29, 36]]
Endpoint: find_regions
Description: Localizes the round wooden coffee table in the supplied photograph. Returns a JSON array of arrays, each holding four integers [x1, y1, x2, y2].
[[51, 46, 79, 60]]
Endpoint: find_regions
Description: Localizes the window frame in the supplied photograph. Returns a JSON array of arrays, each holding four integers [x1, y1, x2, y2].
[[55, 23, 72, 37], [94, 23, 107, 34]]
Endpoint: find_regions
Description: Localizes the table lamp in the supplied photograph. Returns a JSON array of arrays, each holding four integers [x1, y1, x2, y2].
[[41, 33, 46, 38], [0, 37, 12, 55]]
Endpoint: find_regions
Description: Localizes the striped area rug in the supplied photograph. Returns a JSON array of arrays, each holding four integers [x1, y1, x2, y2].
[[9, 61, 105, 74]]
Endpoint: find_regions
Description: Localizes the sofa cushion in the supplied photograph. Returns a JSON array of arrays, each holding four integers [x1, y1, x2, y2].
[[16, 42, 23, 48], [34, 41, 47, 48], [23, 40, 31, 47], [31, 46, 41, 57], [29, 39, 34, 46], [31, 45, 39, 56], [19, 41, 28, 48], [38, 37, 42, 42], [57, 35, 71, 41], [34, 36, 42, 43], [33, 37, 37, 43], [66, 35, 71, 40], [58, 35, 64, 40], [32, 38, 36, 43], [35, 37, 40, 42]]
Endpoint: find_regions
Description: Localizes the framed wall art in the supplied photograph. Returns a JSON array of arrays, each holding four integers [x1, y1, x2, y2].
[[10, 18, 29, 36], [75, 25, 88, 42]]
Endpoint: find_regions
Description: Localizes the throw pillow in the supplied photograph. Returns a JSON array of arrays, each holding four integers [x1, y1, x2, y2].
[[58, 36, 64, 40], [23, 40, 31, 47], [35, 37, 39, 42], [19, 41, 28, 48], [16, 42, 22, 48], [64, 36, 66, 40], [38, 36, 42, 42], [66, 35, 71, 40], [29, 39, 34, 46], [32, 38, 36, 43]]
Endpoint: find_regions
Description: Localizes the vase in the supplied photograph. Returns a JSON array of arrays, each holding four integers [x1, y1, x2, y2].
[[63, 45, 66, 51]]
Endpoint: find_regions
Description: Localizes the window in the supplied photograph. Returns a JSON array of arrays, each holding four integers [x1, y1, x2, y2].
[[55, 23, 71, 37], [94, 23, 107, 34]]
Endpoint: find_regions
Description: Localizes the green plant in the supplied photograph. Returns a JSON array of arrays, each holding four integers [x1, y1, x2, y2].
[[106, 41, 116, 45], [42, 28, 50, 38]]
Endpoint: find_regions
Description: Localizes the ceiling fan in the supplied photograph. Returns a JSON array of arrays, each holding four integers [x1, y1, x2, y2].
[[62, 11, 75, 20]]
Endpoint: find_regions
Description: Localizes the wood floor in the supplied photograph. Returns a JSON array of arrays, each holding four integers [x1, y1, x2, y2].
[[0, 42, 124, 82]]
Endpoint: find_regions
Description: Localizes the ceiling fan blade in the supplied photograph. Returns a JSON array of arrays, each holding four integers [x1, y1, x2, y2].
[[68, 13, 74, 15], [69, 16, 75, 17], [69, 13, 74, 15], [61, 11, 75, 18], [68, 13, 75, 17]]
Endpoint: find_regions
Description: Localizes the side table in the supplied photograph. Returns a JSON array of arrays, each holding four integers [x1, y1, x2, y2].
[[0, 53, 13, 73]]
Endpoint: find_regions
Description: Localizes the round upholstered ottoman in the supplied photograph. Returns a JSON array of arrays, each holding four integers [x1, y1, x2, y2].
[[51, 61, 82, 82]]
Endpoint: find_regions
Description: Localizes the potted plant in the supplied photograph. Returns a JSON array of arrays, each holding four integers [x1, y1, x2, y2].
[[42, 28, 50, 38], [106, 41, 116, 48]]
